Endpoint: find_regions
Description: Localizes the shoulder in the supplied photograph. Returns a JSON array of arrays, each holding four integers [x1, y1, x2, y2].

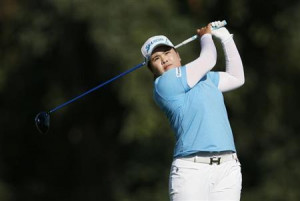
[[206, 71, 219, 86], [154, 66, 189, 100]]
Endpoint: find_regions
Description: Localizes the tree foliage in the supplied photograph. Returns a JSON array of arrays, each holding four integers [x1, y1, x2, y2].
[[0, 0, 299, 200]]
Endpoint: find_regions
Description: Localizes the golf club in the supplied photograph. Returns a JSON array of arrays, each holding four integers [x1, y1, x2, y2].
[[35, 20, 227, 134]]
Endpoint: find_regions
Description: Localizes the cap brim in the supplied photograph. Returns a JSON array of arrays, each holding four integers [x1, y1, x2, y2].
[[147, 44, 174, 62]]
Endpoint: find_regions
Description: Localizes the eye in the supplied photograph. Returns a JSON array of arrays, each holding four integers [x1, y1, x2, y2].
[[153, 56, 159, 62]]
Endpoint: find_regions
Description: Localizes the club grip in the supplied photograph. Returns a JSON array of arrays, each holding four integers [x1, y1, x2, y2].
[[211, 20, 227, 30]]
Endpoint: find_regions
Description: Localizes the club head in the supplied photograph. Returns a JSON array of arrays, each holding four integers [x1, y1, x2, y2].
[[35, 112, 50, 134]]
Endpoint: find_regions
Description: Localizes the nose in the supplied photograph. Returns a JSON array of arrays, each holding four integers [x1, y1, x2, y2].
[[161, 55, 168, 64]]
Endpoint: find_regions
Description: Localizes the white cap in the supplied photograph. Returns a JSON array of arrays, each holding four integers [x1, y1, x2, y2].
[[141, 35, 174, 62]]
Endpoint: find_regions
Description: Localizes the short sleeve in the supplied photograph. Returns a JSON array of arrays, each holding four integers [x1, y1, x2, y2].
[[207, 71, 219, 87], [154, 66, 190, 100]]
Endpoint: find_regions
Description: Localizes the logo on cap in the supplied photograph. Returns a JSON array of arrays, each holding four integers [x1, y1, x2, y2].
[[145, 37, 165, 53]]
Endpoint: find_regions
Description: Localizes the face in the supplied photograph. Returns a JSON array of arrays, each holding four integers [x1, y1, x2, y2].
[[149, 46, 181, 78]]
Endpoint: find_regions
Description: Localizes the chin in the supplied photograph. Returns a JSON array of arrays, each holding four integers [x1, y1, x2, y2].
[[165, 66, 175, 71]]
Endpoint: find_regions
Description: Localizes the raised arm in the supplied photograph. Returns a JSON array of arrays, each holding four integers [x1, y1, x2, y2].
[[212, 24, 245, 92], [186, 25, 217, 88]]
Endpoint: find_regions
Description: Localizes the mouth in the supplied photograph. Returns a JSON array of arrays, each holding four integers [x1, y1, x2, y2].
[[164, 64, 172, 70]]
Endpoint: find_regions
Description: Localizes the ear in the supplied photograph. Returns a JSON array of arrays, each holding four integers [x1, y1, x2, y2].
[[148, 62, 159, 79], [147, 62, 154, 73]]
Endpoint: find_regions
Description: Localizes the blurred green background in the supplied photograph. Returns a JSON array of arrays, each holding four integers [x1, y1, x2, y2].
[[1, 0, 300, 200]]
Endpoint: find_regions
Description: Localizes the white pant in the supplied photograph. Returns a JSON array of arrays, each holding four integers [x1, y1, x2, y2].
[[169, 156, 242, 201]]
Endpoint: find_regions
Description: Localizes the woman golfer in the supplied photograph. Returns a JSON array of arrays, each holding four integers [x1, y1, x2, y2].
[[141, 21, 244, 201]]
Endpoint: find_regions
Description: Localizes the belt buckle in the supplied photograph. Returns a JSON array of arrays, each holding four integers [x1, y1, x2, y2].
[[210, 156, 221, 165]]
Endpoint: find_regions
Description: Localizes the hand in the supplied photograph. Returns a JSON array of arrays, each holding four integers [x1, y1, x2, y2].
[[211, 25, 232, 43], [197, 24, 212, 37]]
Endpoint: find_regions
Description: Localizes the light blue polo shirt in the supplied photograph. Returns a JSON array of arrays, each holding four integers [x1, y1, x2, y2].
[[153, 66, 236, 158]]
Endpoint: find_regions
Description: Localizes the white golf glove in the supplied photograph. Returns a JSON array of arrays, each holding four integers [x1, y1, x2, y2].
[[211, 21, 233, 43]]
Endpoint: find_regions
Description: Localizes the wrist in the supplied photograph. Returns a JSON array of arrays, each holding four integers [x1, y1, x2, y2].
[[201, 33, 212, 40]]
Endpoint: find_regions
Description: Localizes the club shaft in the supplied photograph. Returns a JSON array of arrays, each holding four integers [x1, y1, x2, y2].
[[49, 62, 146, 113], [174, 35, 198, 49], [174, 20, 227, 49]]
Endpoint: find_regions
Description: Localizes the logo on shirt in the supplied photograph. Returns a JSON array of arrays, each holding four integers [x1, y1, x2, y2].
[[176, 67, 182, 77]]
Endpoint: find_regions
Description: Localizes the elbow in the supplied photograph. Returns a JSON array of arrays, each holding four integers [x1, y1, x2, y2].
[[241, 78, 245, 86], [240, 74, 245, 85], [208, 59, 217, 69], [231, 75, 245, 89], [237, 76, 245, 88]]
